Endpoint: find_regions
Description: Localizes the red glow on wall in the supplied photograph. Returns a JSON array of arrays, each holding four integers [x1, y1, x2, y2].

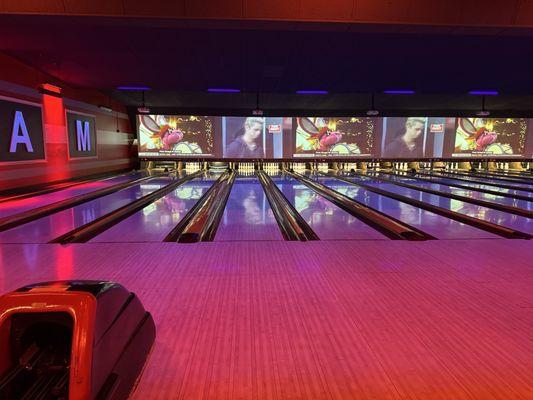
[[42, 93, 70, 181], [42, 93, 65, 126]]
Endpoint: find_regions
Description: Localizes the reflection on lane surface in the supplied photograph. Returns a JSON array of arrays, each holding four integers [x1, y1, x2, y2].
[[91, 178, 213, 242], [388, 172, 533, 201], [432, 172, 533, 191], [0, 171, 149, 219], [404, 173, 533, 199], [347, 175, 533, 235], [215, 176, 283, 241], [315, 176, 499, 239], [0, 177, 173, 243], [277, 176, 387, 240], [375, 173, 533, 211]]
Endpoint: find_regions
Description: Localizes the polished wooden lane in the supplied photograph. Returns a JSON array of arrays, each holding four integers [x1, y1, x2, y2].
[[1, 240, 532, 399]]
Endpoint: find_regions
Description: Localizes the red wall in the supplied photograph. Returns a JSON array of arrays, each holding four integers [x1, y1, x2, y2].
[[0, 53, 137, 191]]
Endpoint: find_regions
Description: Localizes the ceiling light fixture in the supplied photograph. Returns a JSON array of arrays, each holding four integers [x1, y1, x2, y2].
[[475, 95, 490, 117], [383, 90, 415, 94], [366, 93, 379, 116], [207, 88, 241, 93], [98, 105, 113, 113], [137, 91, 150, 114], [469, 90, 499, 96], [252, 92, 263, 116], [38, 83, 62, 97], [117, 86, 151, 91], [296, 90, 328, 94]]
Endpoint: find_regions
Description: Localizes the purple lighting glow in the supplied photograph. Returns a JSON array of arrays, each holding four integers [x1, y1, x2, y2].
[[296, 90, 328, 94], [207, 88, 241, 93], [383, 90, 415, 94], [117, 86, 151, 91], [469, 90, 499, 95]]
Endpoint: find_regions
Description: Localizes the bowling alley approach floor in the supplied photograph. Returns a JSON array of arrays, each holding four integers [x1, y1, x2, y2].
[[2, 239, 533, 399]]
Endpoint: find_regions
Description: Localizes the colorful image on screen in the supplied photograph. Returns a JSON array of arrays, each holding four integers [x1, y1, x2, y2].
[[293, 117, 374, 157], [222, 117, 287, 158], [453, 118, 527, 157], [381, 117, 454, 158], [138, 115, 215, 157]]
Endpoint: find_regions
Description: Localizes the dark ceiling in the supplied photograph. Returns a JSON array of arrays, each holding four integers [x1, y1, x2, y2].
[[2, 15, 533, 115]]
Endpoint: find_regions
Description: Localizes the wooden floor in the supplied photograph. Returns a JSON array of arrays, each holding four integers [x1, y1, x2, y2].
[[1, 240, 533, 399]]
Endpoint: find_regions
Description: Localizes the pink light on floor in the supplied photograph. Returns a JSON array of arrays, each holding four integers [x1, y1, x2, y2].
[[0, 246, 4, 292], [55, 244, 73, 280]]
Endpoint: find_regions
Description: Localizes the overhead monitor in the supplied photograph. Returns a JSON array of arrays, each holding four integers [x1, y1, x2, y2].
[[222, 116, 289, 158], [293, 117, 375, 158], [380, 117, 456, 159], [452, 118, 528, 157], [138, 115, 216, 157]]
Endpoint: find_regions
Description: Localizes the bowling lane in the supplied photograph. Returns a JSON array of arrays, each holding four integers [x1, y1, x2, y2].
[[90, 176, 215, 243], [406, 172, 533, 199], [373, 172, 533, 211], [313, 175, 499, 240], [0, 177, 173, 244], [344, 174, 533, 235], [275, 174, 387, 240], [0, 170, 149, 218], [478, 170, 533, 178], [431, 171, 533, 191], [472, 172, 533, 184], [215, 174, 284, 241]]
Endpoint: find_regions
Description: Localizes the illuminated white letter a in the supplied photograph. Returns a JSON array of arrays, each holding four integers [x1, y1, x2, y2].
[[9, 111, 34, 153]]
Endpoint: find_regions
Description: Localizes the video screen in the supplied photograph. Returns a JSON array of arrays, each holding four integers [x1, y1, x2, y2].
[[222, 117, 292, 158], [381, 117, 455, 158], [293, 117, 374, 157], [138, 115, 216, 157], [453, 118, 527, 157], [222, 117, 289, 158]]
